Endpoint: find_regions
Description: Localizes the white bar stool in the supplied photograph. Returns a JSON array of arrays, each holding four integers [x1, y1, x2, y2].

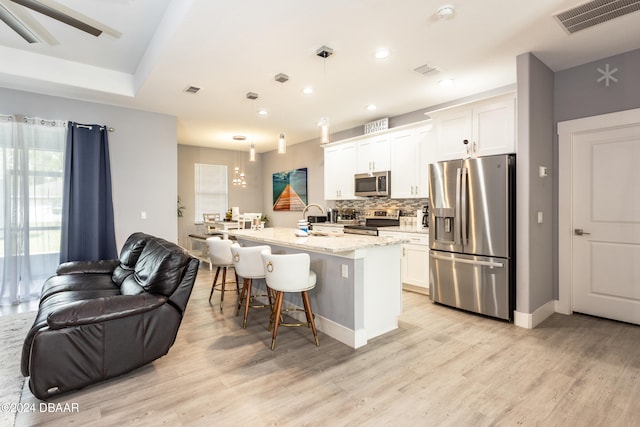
[[230, 245, 272, 328], [206, 237, 239, 310], [261, 251, 319, 350]]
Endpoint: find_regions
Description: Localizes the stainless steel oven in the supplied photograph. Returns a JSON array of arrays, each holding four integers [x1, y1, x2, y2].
[[343, 209, 399, 236]]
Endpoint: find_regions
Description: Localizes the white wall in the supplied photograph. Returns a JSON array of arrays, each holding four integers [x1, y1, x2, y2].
[[0, 87, 179, 248]]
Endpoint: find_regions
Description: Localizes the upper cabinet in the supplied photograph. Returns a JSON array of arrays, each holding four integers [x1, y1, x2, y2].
[[356, 134, 390, 174], [431, 93, 516, 161], [324, 122, 434, 200], [324, 142, 357, 200], [390, 124, 434, 199]]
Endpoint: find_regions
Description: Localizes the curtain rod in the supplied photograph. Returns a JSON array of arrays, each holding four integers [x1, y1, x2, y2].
[[74, 124, 115, 132], [1, 115, 114, 132]]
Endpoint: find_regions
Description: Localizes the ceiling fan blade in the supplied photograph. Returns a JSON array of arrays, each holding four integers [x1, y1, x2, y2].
[[0, 1, 39, 43], [0, 0, 58, 44], [37, 0, 121, 39], [9, 0, 102, 37]]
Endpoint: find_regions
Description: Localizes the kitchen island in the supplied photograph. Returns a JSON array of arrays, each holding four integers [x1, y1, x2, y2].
[[229, 227, 404, 348]]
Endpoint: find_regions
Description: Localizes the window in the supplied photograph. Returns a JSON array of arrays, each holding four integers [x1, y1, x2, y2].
[[0, 116, 66, 305], [194, 163, 227, 223]]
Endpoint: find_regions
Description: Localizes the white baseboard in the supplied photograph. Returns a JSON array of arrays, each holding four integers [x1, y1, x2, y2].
[[514, 300, 556, 329], [277, 299, 365, 349]]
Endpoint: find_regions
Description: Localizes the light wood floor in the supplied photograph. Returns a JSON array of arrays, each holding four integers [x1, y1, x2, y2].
[[15, 265, 640, 426]]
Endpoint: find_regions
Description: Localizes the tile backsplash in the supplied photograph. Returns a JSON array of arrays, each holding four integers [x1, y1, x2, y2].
[[336, 198, 428, 219]]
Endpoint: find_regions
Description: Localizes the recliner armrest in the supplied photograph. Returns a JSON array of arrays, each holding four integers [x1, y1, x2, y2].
[[56, 259, 120, 275], [47, 294, 168, 330]]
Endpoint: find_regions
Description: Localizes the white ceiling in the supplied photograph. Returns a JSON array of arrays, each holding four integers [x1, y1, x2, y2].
[[2, 0, 640, 153]]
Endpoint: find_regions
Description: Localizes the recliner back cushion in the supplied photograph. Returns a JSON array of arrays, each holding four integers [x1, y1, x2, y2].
[[119, 232, 151, 268], [133, 239, 190, 296], [111, 233, 151, 286]]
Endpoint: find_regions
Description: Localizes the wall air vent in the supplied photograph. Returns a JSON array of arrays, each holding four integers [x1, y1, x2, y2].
[[553, 0, 640, 34], [184, 85, 200, 94], [414, 63, 439, 75]]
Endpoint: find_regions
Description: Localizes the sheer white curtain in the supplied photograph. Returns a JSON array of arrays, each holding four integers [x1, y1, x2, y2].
[[0, 115, 66, 306]]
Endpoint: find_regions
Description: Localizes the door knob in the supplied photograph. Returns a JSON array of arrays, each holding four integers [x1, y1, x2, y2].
[[574, 228, 591, 236]]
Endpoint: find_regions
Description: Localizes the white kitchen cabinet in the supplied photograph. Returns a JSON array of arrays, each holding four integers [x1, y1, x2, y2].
[[390, 124, 434, 199], [433, 108, 473, 161], [432, 93, 515, 161], [324, 142, 357, 200], [378, 230, 430, 295], [472, 96, 516, 157], [356, 134, 390, 174]]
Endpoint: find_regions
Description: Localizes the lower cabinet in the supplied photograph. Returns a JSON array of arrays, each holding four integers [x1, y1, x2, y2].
[[379, 231, 430, 295]]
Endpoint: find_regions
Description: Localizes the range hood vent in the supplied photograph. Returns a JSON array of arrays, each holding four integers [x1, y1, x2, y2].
[[553, 0, 640, 34]]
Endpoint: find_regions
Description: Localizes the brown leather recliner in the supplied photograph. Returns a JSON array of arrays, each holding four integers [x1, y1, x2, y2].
[[21, 232, 199, 400]]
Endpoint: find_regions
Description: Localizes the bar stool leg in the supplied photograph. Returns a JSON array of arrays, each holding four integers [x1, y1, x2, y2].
[[236, 278, 248, 316], [242, 279, 253, 329], [209, 266, 222, 302], [301, 291, 319, 346], [271, 291, 284, 350], [219, 267, 228, 310]]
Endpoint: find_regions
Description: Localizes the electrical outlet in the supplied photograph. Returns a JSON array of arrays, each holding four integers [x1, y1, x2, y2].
[[140, 211, 147, 220], [537, 211, 543, 224]]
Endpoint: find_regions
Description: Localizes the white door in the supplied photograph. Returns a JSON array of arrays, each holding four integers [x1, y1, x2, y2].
[[570, 123, 640, 324]]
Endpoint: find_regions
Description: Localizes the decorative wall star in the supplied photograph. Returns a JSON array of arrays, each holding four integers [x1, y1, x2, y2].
[[597, 63, 618, 87]]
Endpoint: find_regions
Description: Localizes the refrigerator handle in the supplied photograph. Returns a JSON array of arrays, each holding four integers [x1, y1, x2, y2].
[[455, 168, 462, 246], [461, 167, 468, 245], [431, 253, 504, 268]]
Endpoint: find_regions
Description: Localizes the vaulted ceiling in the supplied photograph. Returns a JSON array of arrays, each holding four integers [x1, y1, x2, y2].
[[1, 0, 640, 153]]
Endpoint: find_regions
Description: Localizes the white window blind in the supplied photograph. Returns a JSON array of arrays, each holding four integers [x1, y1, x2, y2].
[[194, 164, 228, 223]]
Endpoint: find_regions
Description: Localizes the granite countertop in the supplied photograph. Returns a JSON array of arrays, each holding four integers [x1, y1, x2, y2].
[[229, 227, 405, 254]]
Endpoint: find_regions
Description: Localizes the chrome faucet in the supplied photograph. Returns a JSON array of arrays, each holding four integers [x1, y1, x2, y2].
[[302, 203, 325, 220]]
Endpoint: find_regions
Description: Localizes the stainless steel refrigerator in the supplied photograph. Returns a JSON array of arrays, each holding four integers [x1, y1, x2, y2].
[[428, 154, 515, 320]]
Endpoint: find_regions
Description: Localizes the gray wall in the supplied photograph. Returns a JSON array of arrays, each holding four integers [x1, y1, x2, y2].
[[0, 87, 178, 249], [261, 138, 326, 228], [555, 48, 640, 123], [177, 145, 263, 246], [516, 53, 555, 314]]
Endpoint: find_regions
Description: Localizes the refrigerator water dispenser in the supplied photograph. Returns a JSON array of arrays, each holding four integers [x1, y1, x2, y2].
[[432, 207, 456, 243]]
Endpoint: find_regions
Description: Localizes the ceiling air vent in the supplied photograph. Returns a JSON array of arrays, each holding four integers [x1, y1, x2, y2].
[[414, 63, 439, 76], [183, 85, 200, 94], [553, 0, 640, 34]]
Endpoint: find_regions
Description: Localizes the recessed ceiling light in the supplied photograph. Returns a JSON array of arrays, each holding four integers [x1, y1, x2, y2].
[[367, 104, 377, 111], [436, 4, 455, 19], [257, 109, 268, 116], [439, 78, 454, 87], [302, 86, 314, 94], [375, 48, 390, 60], [232, 135, 246, 141]]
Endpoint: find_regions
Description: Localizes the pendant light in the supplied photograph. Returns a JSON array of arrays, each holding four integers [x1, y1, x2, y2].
[[275, 73, 289, 154], [231, 136, 248, 187], [246, 91, 258, 162], [319, 117, 329, 144], [316, 45, 334, 144]]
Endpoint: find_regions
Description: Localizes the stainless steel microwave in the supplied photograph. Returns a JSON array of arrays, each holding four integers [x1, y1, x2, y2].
[[354, 171, 390, 197]]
